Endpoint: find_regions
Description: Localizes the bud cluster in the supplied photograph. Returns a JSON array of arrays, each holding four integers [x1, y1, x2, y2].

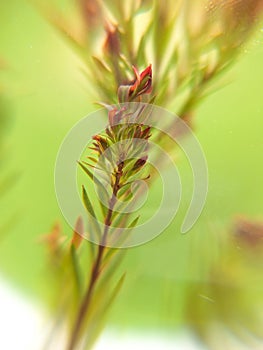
[[83, 65, 153, 206]]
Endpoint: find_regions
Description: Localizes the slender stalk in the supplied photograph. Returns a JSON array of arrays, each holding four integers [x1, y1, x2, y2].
[[66, 65, 152, 349], [67, 161, 124, 350]]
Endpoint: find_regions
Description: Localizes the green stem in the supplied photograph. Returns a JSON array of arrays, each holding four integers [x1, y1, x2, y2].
[[66, 161, 123, 350]]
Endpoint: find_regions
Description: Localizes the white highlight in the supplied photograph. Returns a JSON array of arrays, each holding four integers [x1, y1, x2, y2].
[[0, 278, 204, 350]]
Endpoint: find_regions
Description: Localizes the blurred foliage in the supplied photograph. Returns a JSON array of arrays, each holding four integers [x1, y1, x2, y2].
[[37, 0, 263, 116], [42, 219, 126, 350], [0, 1, 263, 349], [0, 58, 13, 234], [0, 59, 8, 179], [185, 217, 263, 348]]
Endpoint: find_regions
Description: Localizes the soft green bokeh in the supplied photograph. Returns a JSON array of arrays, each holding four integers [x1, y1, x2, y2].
[[0, 0, 262, 329]]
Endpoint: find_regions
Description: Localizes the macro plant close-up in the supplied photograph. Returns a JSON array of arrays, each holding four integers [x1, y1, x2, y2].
[[0, 1, 263, 349]]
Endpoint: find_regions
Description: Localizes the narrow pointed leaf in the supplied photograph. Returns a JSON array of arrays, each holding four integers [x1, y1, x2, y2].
[[82, 185, 101, 241]]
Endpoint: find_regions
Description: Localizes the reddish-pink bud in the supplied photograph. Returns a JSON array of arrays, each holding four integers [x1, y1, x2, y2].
[[133, 156, 148, 170], [129, 65, 152, 98]]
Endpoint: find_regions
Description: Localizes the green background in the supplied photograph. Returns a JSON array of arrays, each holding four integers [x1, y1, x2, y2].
[[0, 0, 263, 330]]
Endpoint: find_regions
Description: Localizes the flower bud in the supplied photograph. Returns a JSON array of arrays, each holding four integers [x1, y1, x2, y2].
[[133, 156, 148, 171], [129, 65, 152, 99]]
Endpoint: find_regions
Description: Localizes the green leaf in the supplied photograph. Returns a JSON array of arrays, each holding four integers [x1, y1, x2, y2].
[[82, 185, 96, 218], [92, 56, 111, 73], [128, 215, 140, 228], [79, 162, 110, 217], [82, 185, 101, 242], [70, 245, 82, 296], [136, 18, 153, 67], [108, 272, 126, 305], [82, 273, 126, 350], [35, 2, 86, 61]]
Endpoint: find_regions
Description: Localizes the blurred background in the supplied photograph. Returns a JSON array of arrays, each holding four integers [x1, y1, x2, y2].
[[0, 0, 263, 349]]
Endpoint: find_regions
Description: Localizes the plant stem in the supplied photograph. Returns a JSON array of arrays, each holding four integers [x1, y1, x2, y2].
[[66, 161, 123, 350]]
